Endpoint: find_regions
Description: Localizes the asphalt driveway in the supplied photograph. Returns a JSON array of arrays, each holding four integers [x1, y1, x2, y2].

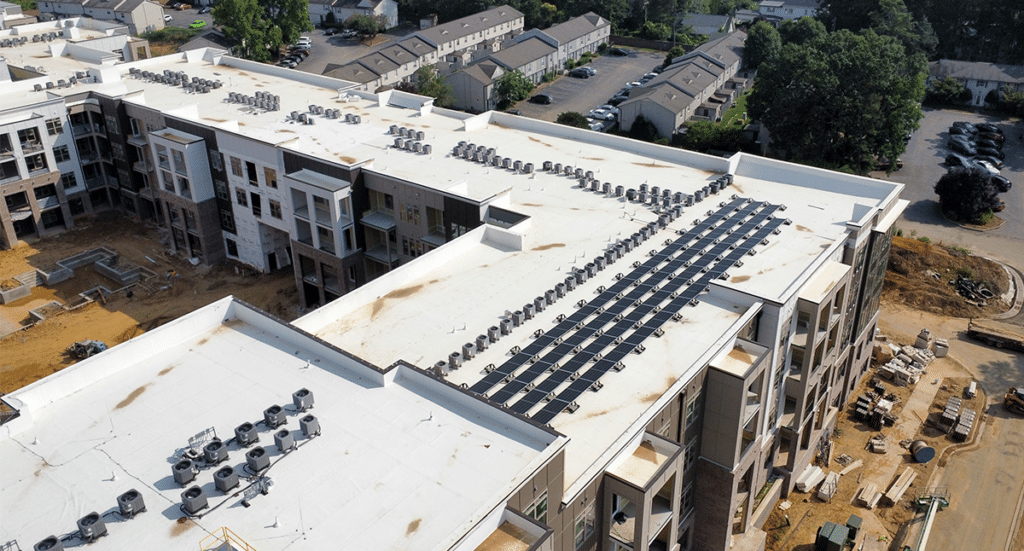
[[512, 50, 664, 122]]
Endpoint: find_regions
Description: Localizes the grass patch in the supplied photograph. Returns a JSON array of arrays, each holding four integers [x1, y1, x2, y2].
[[141, 27, 203, 56], [720, 89, 750, 127]]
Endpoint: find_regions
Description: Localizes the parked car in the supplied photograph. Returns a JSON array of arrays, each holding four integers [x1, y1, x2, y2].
[[325, 27, 339, 35], [588, 108, 615, 121], [949, 126, 971, 136], [291, 48, 310, 57], [977, 147, 1005, 159], [189, 19, 205, 28], [975, 155, 1003, 169], [507, 109, 521, 116], [596, 104, 620, 115], [976, 123, 1001, 134], [175, 3, 191, 9], [876, 156, 903, 170], [608, 94, 629, 106], [339, 29, 358, 38], [948, 140, 976, 155], [991, 175, 1012, 192], [651, 65, 664, 74], [625, 81, 642, 89], [163, 13, 172, 21], [529, 94, 552, 104], [197, 6, 211, 13], [609, 47, 630, 56], [976, 139, 1001, 151], [952, 121, 978, 133], [978, 132, 1004, 143], [579, 66, 596, 76], [296, 37, 311, 47], [975, 159, 1000, 175], [568, 68, 590, 79], [945, 153, 971, 167], [949, 135, 975, 148]]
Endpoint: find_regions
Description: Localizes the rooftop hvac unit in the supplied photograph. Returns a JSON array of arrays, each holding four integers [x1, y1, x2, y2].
[[488, 325, 501, 342], [564, 165, 574, 176], [616, 185, 625, 197], [423, 144, 432, 154], [34, 536, 63, 551], [555, 283, 567, 297], [214, 465, 239, 493], [181, 486, 208, 515], [523, 162, 534, 173], [172, 459, 196, 486], [591, 180, 600, 192], [602, 182, 611, 195], [578, 178, 589, 189], [524, 303, 536, 319], [434, 360, 449, 376], [503, 158, 512, 169], [203, 439, 228, 464], [77, 512, 107, 542], [513, 309, 527, 325], [500, 319, 513, 335], [462, 342, 477, 359], [532, 298, 545, 313], [274, 429, 295, 452], [246, 446, 270, 472], [293, 388, 314, 411], [565, 276, 577, 291], [553, 162, 562, 173], [235, 422, 258, 447], [476, 335, 489, 351], [117, 489, 146, 518], [264, 405, 286, 428], [300, 415, 321, 437], [545, 289, 557, 303], [651, 185, 660, 196]]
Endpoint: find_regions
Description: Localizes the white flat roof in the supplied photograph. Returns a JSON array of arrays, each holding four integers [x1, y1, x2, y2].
[[0, 298, 564, 551]]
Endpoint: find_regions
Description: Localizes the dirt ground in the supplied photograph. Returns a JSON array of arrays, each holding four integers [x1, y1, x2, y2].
[[884, 235, 1010, 318], [0, 213, 300, 392]]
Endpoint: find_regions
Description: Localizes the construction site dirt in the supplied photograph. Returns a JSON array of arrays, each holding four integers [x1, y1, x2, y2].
[[0, 212, 300, 392]]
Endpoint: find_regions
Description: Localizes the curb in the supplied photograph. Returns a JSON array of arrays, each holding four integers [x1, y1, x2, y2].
[[988, 260, 1024, 321]]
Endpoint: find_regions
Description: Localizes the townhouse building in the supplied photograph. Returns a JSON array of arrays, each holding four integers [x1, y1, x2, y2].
[[307, 0, 398, 29], [928, 59, 1024, 106]]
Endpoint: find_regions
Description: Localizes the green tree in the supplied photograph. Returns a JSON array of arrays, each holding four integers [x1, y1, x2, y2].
[[778, 16, 826, 45], [347, 14, 383, 38], [1001, 89, 1024, 117], [414, 66, 454, 107], [868, 0, 936, 56], [743, 21, 781, 70], [495, 70, 534, 106], [746, 29, 926, 172], [556, 111, 590, 128], [628, 115, 660, 142], [214, 0, 279, 61], [663, 45, 686, 67], [640, 21, 671, 40], [934, 168, 1001, 224], [681, 121, 745, 153], [261, 0, 313, 45], [924, 76, 970, 106]]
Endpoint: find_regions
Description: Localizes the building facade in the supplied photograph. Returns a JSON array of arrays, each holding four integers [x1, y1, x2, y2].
[[928, 59, 1024, 106]]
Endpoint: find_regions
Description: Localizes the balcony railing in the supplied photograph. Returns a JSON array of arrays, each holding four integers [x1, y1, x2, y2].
[[72, 123, 104, 136], [21, 141, 44, 153], [133, 159, 153, 173]]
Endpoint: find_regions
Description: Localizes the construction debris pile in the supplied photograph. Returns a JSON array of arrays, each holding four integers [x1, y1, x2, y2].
[[940, 396, 975, 442], [952, 275, 995, 304], [853, 381, 898, 431], [873, 329, 941, 386]]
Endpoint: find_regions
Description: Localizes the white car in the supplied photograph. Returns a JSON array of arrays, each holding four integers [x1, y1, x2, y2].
[[625, 81, 642, 89], [588, 108, 616, 121], [163, 13, 172, 21], [296, 37, 312, 47], [596, 104, 620, 116], [974, 159, 1000, 175]]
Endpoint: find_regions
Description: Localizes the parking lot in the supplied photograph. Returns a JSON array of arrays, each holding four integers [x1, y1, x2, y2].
[[874, 108, 1022, 240], [162, 5, 213, 30], [511, 50, 664, 122]]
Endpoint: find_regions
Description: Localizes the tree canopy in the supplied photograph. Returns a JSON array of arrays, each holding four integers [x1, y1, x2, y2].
[[778, 16, 826, 45], [747, 29, 926, 172], [213, 0, 311, 61], [495, 70, 534, 106], [680, 121, 746, 153], [556, 111, 590, 128], [924, 76, 970, 106], [413, 66, 454, 108], [744, 21, 781, 70], [934, 168, 1001, 223]]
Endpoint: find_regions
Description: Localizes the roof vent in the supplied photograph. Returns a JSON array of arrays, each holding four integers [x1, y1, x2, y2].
[[264, 405, 286, 428], [117, 489, 146, 518], [274, 429, 295, 452], [34, 536, 64, 551], [300, 414, 321, 437], [566, 402, 580, 413], [590, 381, 604, 392], [214, 466, 239, 493], [292, 388, 314, 411], [234, 422, 258, 447], [181, 486, 209, 515], [77, 512, 107, 542], [245, 446, 270, 473], [484, 363, 496, 374]]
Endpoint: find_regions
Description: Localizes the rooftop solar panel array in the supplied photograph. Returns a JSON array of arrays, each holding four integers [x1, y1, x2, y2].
[[466, 196, 787, 424]]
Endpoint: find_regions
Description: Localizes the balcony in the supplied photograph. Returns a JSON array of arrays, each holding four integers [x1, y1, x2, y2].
[[364, 243, 399, 266], [360, 209, 396, 231], [84, 175, 112, 190], [36, 195, 61, 210], [126, 134, 148, 147], [132, 159, 153, 173], [79, 150, 100, 164], [423, 225, 446, 248], [609, 495, 673, 548]]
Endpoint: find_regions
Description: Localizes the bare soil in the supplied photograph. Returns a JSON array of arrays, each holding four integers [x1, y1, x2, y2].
[[0, 212, 300, 392], [884, 236, 1009, 318]]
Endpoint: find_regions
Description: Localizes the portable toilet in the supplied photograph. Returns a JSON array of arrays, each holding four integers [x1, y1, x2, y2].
[[846, 514, 862, 541]]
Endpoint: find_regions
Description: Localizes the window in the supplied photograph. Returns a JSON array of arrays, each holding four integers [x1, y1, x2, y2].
[[680, 483, 694, 516], [574, 503, 596, 549], [46, 118, 63, 135], [210, 151, 224, 171], [313, 195, 331, 223], [156, 145, 169, 170], [215, 180, 229, 201], [26, 153, 48, 172], [61, 172, 78, 189], [339, 196, 350, 217], [348, 265, 357, 282], [220, 209, 236, 233], [225, 238, 238, 257], [683, 440, 696, 471], [230, 156, 243, 177], [685, 389, 702, 427], [236, 188, 248, 206], [1, 159, 20, 180], [264, 167, 277, 188], [34, 184, 57, 200], [162, 170, 174, 192], [110, 142, 125, 161], [18, 127, 41, 147], [172, 149, 186, 174], [524, 491, 548, 524], [250, 192, 261, 217], [402, 236, 410, 256], [269, 200, 282, 219], [178, 176, 191, 200], [246, 161, 258, 185], [344, 227, 354, 251], [129, 117, 141, 136], [318, 226, 335, 254], [53, 145, 71, 162], [104, 115, 119, 135]]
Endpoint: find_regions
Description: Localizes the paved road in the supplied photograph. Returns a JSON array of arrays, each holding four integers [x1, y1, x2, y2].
[[163, 6, 212, 29], [873, 108, 1024, 270], [511, 50, 664, 122]]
